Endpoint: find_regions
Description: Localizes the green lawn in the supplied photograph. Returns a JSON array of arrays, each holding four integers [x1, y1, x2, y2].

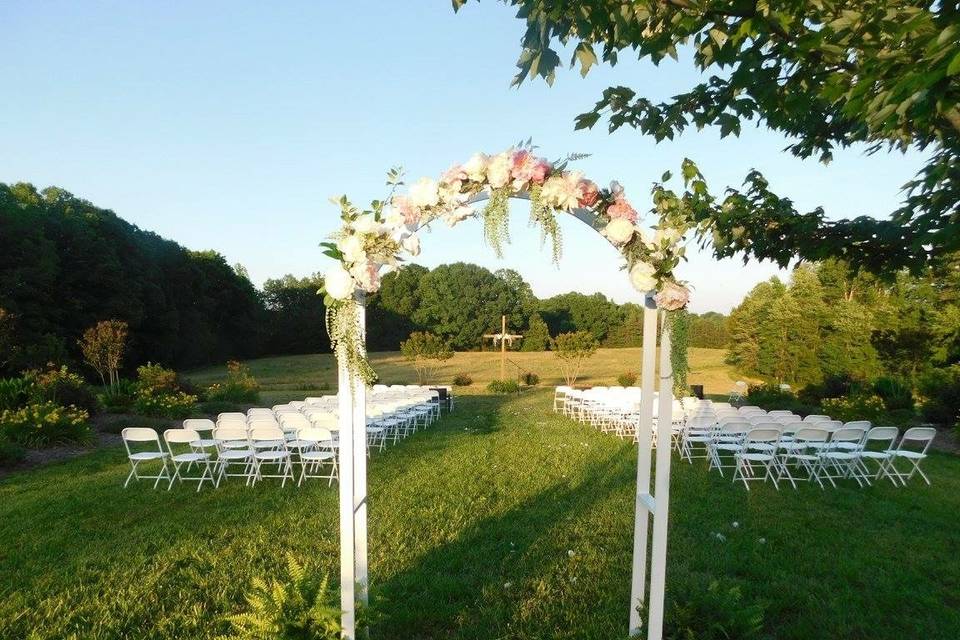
[[2, 390, 958, 639], [185, 347, 744, 405]]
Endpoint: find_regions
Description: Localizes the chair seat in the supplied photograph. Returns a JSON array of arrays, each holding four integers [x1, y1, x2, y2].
[[784, 453, 818, 462], [255, 450, 290, 461], [715, 444, 742, 452], [172, 452, 210, 463], [822, 451, 857, 460], [219, 450, 252, 460], [129, 451, 167, 461], [737, 453, 774, 462], [861, 451, 892, 459], [892, 450, 925, 459], [253, 439, 285, 448], [301, 451, 336, 462]]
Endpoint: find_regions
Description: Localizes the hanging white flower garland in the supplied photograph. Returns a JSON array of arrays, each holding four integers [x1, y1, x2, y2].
[[322, 148, 692, 385]]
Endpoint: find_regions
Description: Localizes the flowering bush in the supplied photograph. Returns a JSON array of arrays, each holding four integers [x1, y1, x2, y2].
[[323, 146, 697, 385], [135, 363, 179, 395], [28, 366, 99, 415], [133, 389, 197, 419], [452, 373, 473, 386], [617, 372, 638, 387], [487, 379, 521, 394], [205, 360, 260, 403], [0, 401, 92, 447], [821, 395, 887, 424]]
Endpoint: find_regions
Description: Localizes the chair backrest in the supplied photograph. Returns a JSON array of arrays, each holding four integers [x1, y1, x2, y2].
[[751, 421, 781, 431], [820, 420, 844, 432], [780, 420, 804, 435], [831, 427, 866, 443], [122, 427, 161, 443], [794, 427, 829, 443], [803, 415, 831, 423], [213, 425, 248, 444], [310, 413, 338, 429], [745, 427, 780, 443], [768, 410, 794, 416], [897, 427, 936, 454], [738, 405, 763, 413], [844, 420, 872, 430], [249, 425, 285, 442], [183, 418, 215, 433], [218, 412, 246, 421], [280, 414, 311, 429], [248, 417, 279, 428], [688, 416, 715, 429], [864, 426, 899, 450], [748, 415, 771, 425], [164, 428, 200, 445]]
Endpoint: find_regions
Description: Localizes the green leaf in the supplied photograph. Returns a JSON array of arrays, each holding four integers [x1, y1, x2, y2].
[[572, 42, 598, 78], [947, 51, 960, 76]]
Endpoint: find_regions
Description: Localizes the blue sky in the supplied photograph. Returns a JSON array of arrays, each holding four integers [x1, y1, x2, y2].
[[1, 1, 926, 313]]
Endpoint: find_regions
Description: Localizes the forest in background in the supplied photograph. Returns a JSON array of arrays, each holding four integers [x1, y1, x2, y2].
[[0, 183, 727, 376]]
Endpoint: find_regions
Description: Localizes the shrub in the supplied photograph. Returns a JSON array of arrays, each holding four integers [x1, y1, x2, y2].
[[798, 373, 861, 405], [747, 383, 817, 416], [0, 377, 32, 411], [521, 372, 540, 386], [97, 414, 175, 435], [0, 433, 25, 465], [918, 367, 960, 426], [617, 372, 638, 387], [198, 400, 244, 415], [872, 376, 914, 411], [98, 378, 138, 413], [135, 363, 179, 395], [0, 401, 92, 447], [134, 389, 197, 419], [452, 372, 473, 386], [487, 379, 520, 394], [29, 366, 99, 415], [205, 361, 260, 403], [821, 395, 887, 423], [224, 554, 340, 640]]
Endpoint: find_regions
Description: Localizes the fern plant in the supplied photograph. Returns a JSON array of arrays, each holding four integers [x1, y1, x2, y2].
[[221, 554, 341, 640]]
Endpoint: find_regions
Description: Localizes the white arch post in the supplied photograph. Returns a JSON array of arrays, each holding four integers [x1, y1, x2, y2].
[[334, 195, 675, 640]]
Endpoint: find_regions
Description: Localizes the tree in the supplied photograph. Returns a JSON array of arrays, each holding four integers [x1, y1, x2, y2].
[[457, 0, 960, 273], [400, 332, 454, 384], [262, 273, 330, 355], [79, 320, 128, 389], [0, 308, 16, 372], [552, 330, 599, 386], [412, 263, 525, 350], [540, 292, 623, 343], [521, 313, 551, 352]]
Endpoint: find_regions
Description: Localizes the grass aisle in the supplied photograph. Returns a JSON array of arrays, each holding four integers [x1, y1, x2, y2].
[[1, 390, 959, 639]]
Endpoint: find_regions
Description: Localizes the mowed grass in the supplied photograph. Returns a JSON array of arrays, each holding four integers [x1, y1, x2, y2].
[[186, 347, 741, 405], [2, 390, 959, 639]]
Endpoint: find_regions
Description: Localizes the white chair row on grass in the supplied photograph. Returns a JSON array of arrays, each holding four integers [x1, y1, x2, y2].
[[121, 425, 338, 490], [121, 389, 449, 490], [554, 386, 684, 445]]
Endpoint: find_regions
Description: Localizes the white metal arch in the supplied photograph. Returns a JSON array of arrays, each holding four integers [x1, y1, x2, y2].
[[337, 190, 675, 640]]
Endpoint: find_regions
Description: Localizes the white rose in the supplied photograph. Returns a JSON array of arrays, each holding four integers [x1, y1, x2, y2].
[[351, 213, 382, 235], [486, 152, 512, 189], [630, 261, 657, 293], [604, 218, 635, 245], [349, 260, 381, 293], [443, 205, 473, 227], [409, 178, 440, 209], [463, 153, 488, 182], [323, 263, 356, 300], [401, 234, 421, 256], [337, 234, 366, 263]]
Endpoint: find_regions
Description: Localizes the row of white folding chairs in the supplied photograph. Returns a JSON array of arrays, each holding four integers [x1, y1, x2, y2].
[[121, 425, 338, 490], [691, 424, 936, 490]]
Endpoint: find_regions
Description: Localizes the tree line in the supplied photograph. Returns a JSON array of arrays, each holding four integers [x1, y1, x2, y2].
[[0, 182, 727, 377], [726, 258, 960, 388]]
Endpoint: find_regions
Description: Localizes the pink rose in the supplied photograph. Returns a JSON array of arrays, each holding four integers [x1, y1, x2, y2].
[[530, 159, 551, 185], [441, 164, 467, 187], [577, 179, 600, 207], [391, 195, 421, 225], [606, 196, 638, 223], [656, 280, 690, 311]]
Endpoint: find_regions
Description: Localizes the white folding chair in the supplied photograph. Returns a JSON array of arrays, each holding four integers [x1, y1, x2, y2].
[[856, 426, 899, 486], [733, 427, 781, 490], [213, 426, 255, 486], [183, 418, 217, 450], [121, 428, 171, 488], [884, 427, 936, 486], [163, 428, 215, 491], [294, 427, 338, 486], [816, 427, 867, 487], [778, 427, 829, 489], [708, 421, 750, 476], [249, 425, 294, 487]]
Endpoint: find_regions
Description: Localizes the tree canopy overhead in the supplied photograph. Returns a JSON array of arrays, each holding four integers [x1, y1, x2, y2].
[[454, 0, 960, 274]]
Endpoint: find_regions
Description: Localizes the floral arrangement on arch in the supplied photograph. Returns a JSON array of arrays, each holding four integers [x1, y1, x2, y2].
[[321, 145, 692, 385]]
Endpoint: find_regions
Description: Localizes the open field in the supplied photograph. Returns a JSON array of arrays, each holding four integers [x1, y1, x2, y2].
[[186, 347, 742, 405], [1, 390, 958, 639]]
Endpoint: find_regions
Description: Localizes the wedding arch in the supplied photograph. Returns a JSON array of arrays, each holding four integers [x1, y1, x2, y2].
[[322, 146, 692, 640]]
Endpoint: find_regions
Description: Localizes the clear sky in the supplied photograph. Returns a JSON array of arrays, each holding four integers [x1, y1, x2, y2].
[[1, 1, 926, 313]]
